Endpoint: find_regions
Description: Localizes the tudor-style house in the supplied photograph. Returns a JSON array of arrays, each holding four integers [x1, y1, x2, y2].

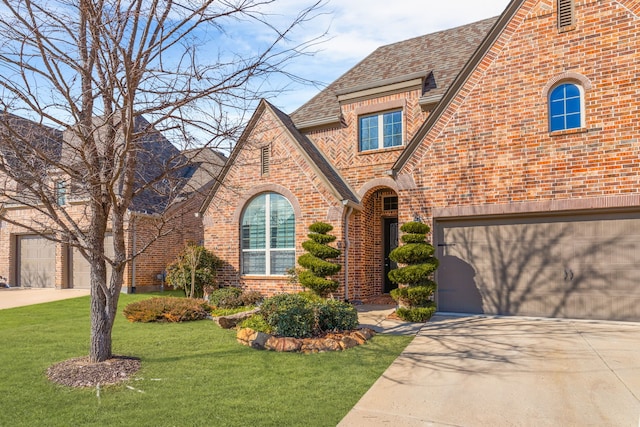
[[0, 114, 225, 291], [202, 0, 640, 322]]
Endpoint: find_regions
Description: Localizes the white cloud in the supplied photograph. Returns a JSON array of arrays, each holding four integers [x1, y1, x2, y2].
[[266, 0, 511, 113]]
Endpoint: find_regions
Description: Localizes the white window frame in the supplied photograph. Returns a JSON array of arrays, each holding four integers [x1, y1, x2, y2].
[[241, 193, 295, 276], [359, 109, 403, 152]]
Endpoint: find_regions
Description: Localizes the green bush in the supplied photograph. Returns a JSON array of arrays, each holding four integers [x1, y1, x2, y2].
[[258, 293, 359, 337], [395, 306, 436, 323], [239, 314, 273, 334], [240, 290, 264, 306], [260, 293, 315, 338], [209, 287, 243, 308], [388, 221, 438, 310], [166, 243, 222, 298], [123, 297, 211, 323], [390, 286, 434, 307], [297, 222, 341, 297], [316, 300, 359, 331]]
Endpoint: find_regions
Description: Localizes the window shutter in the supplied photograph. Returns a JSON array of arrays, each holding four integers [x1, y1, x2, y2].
[[557, 0, 575, 29], [261, 146, 270, 176]]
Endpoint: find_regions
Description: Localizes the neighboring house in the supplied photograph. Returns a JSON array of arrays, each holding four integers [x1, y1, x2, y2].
[[202, 0, 640, 322], [0, 115, 225, 292]]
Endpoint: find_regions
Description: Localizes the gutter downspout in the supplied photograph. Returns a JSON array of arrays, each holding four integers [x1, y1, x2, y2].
[[342, 202, 353, 302]]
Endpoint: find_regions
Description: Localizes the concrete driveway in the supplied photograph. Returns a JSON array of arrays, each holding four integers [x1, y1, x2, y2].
[[340, 314, 640, 426], [0, 288, 90, 309]]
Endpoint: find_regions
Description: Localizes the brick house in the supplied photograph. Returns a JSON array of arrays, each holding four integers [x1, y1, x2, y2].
[[0, 115, 225, 291], [202, 0, 640, 322]]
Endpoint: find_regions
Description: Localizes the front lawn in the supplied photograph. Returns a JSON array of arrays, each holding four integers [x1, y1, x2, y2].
[[0, 293, 411, 426]]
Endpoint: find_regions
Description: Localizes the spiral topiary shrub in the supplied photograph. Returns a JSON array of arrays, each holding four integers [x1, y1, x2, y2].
[[388, 221, 439, 322], [297, 222, 342, 297]]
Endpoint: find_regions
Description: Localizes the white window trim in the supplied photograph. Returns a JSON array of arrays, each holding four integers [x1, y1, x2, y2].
[[359, 109, 404, 152], [241, 193, 295, 276]]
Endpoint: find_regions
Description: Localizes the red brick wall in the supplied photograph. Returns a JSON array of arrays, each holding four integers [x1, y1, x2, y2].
[[132, 193, 205, 291], [204, 106, 346, 296], [205, 93, 424, 297], [399, 0, 640, 224]]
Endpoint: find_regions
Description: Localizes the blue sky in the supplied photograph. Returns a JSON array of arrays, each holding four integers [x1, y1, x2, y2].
[[264, 0, 512, 114]]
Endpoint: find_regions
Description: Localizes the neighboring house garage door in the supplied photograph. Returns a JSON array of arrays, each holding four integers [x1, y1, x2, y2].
[[436, 211, 640, 322], [17, 235, 56, 288], [70, 234, 114, 289]]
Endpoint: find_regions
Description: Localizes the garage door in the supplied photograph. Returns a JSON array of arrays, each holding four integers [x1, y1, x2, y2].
[[436, 211, 640, 321], [17, 235, 56, 288], [70, 234, 114, 289]]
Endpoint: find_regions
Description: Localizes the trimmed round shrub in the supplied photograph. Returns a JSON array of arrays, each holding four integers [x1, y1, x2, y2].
[[123, 297, 210, 323], [316, 300, 359, 332], [388, 243, 435, 265], [208, 287, 243, 308], [297, 222, 341, 297], [390, 285, 434, 307], [395, 306, 436, 323]]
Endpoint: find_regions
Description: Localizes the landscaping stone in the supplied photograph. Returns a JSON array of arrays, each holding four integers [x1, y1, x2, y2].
[[213, 307, 260, 329], [265, 336, 302, 352], [236, 328, 376, 353], [236, 328, 270, 350]]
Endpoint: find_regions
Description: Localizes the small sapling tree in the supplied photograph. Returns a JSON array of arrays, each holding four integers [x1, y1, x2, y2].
[[388, 221, 439, 321], [166, 243, 222, 299], [297, 222, 341, 298]]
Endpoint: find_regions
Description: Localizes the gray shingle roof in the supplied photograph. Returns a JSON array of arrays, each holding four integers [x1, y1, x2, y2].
[[290, 17, 498, 128]]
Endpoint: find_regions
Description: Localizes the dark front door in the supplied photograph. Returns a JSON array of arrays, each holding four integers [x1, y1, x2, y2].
[[383, 218, 399, 293]]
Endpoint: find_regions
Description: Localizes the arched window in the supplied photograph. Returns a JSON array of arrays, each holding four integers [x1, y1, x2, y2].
[[241, 193, 295, 275], [549, 82, 583, 132]]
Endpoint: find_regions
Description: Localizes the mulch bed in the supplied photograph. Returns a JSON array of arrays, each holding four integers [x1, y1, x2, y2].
[[47, 355, 141, 388]]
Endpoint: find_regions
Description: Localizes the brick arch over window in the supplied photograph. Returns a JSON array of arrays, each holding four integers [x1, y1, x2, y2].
[[232, 184, 302, 224], [542, 72, 592, 98]]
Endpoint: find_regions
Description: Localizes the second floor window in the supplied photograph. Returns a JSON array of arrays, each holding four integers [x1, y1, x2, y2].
[[359, 110, 403, 151], [549, 83, 583, 132], [55, 180, 66, 206]]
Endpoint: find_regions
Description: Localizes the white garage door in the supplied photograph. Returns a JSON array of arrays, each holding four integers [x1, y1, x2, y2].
[[17, 235, 56, 288], [436, 211, 640, 322], [70, 234, 114, 289]]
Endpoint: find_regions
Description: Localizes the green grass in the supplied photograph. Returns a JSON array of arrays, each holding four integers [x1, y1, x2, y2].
[[0, 293, 411, 427]]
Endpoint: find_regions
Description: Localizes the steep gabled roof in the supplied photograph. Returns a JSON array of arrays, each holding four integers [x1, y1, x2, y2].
[[267, 102, 359, 205], [199, 99, 360, 215], [392, 0, 522, 172], [290, 17, 499, 129]]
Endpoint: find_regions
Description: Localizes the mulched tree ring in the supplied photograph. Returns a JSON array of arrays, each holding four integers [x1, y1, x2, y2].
[[47, 355, 141, 388]]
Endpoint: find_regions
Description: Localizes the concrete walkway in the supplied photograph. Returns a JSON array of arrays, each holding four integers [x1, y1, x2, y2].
[[0, 288, 90, 309], [341, 314, 640, 426], [356, 304, 424, 335]]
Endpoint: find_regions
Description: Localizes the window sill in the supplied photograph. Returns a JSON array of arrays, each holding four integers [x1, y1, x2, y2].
[[358, 145, 405, 155], [241, 275, 289, 280], [549, 127, 588, 137]]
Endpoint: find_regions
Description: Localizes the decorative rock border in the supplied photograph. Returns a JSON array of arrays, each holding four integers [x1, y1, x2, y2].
[[236, 328, 376, 353]]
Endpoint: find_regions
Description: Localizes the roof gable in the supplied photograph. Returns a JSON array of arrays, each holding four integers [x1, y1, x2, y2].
[[199, 99, 359, 214]]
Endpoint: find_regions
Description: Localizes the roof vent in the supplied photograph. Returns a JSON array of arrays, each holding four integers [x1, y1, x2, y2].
[[261, 146, 270, 176], [557, 0, 575, 30]]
